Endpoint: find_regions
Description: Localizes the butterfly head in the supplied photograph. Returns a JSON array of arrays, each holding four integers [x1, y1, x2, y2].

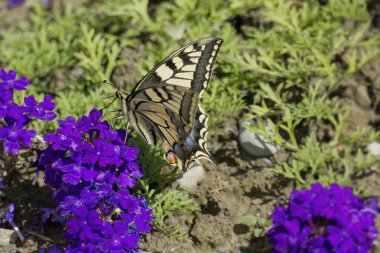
[[115, 90, 125, 100]]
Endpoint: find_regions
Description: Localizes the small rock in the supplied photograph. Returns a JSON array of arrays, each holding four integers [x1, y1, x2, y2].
[[0, 228, 15, 246], [262, 158, 274, 166], [368, 142, 380, 156], [163, 21, 186, 40], [22, 237, 38, 251], [176, 163, 205, 192], [239, 121, 277, 157], [9, 231, 18, 244], [355, 85, 371, 110]]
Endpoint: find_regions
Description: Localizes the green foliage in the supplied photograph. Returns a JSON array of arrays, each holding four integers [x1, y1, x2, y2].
[[0, 2, 89, 83], [241, 214, 272, 238], [140, 181, 199, 241], [75, 25, 125, 84], [149, 188, 199, 226], [203, 79, 246, 136], [241, 0, 380, 190]]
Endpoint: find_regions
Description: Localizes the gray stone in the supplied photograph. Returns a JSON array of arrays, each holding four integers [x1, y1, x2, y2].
[[239, 121, 278, 157]]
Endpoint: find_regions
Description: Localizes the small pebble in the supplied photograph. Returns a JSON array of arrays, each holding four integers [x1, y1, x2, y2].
[[262, 158, 274, 166], [239, 121, 278, 157], [176, 163, 205, 192], [368, 142, 380, 156], [163, 21, 186, 40]]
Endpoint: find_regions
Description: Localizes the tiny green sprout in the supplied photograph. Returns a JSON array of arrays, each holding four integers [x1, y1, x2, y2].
[[241, 214, 272, 238]]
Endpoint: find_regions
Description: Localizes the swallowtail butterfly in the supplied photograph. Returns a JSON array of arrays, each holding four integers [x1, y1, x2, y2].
[[116, 37, 223, 171]]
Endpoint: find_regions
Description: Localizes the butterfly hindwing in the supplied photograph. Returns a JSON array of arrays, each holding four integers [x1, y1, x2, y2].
[[128, 86, 198, 128], [122, 37, 223, 171]]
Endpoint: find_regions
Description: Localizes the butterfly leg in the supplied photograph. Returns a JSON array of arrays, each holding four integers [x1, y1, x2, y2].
[[123, 122, 131, 144], [100, 109, 122, 121]]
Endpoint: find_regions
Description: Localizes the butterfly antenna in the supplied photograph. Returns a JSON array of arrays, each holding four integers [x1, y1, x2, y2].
[[98, 94, 116, 101], [103, 79, 122, 92], [102, 79, 115, 88], [100, 97, 117, 111], [95, 94, 117, 108]]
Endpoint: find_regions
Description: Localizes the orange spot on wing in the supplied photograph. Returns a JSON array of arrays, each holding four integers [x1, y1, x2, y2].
[[165, 152, 179, 166]]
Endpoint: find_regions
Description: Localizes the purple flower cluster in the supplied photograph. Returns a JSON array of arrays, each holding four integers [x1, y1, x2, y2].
[[6, 0, 50, 8], [0, 69, 56, 155], [268, 183, 379, 253], [37, 109, 154, 252], [38, 244, 62, 253], [6, 0, 24, 8]]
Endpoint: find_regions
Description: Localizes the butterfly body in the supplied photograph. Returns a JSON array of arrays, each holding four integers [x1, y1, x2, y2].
[[117, 37, 223, 171]]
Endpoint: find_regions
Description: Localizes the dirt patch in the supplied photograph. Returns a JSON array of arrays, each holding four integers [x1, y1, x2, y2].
[[139, 115, 293, 253], [0, 148, 64, 253], [139, 47, 380, 253]]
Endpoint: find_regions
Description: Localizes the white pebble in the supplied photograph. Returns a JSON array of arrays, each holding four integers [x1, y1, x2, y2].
[[368, 142, 380, 156], [177, 162, 205, 192]]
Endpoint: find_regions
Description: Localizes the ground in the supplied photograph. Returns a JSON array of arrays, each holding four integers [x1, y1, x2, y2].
[[0, 1, 380, 253], [1, 62, 379, 251]]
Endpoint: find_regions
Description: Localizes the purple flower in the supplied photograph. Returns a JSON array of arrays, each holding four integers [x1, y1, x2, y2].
[[0, 203, 24, 241], [1, 203, 15, 223], [102, 221, 139, 252], [65, 207, 103, 241], [0, 116, 36, 155], [59, 161, 98, 185], [6, 0, 24, 8], [0, 68, 56, 155], [7, 0, 49, 8], [0, 89, 13, 105], [0, 177, 4, 194], [24, 95, 56, 121], [38, 244, 62, 253], [40, 207, 64, 225], [66, 242, 99, 253], [3, 102, 29, 120], [0, 69, 29, 90], [38, 109, 154, 252], [267, 183, 379, 253], [122, 146, 139, 161]]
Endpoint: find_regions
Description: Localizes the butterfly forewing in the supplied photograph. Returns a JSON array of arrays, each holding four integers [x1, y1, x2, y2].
[[123, 37, 223, 171], [131, 37, 223, 95]]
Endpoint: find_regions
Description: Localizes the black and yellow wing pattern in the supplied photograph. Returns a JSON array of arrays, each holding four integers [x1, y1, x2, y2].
[[117, 37, 223, 171]]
